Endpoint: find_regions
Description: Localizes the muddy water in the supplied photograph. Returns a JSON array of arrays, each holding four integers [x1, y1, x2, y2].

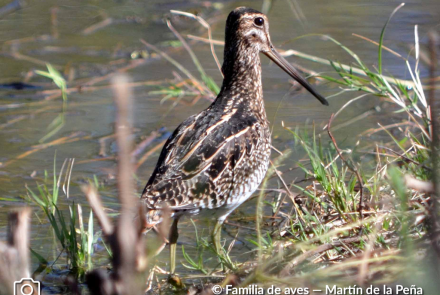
[[0, 0, 438, 292]]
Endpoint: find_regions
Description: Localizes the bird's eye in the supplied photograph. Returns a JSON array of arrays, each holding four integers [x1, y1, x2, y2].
[[254, 17, 264, 26]]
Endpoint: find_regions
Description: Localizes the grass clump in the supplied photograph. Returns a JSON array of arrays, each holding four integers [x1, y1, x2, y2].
[[25, 157, 97, 275], [181, 219, 238, 274]]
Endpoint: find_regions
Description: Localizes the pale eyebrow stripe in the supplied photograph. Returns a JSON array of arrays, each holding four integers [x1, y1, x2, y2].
[[240, 14, 262, 20]]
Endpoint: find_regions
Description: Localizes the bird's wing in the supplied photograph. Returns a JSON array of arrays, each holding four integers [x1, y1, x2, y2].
[[141, 108, 261, 211]]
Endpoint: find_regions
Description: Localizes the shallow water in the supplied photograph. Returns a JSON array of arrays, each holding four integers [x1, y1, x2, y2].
[[0, 0, 438, 293]]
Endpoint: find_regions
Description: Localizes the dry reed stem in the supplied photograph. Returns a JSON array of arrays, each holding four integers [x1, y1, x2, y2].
[[1, 132, 91, 168], [131, 131, 158, 158], [50, 7, 59, 39], [98, 134, 116, 157], [82, 18, 114, 35], [0, 208, 35, 295], [170, 10, 223, 76], [377, 145, 431, 171], [404, 175, 434, 193], [8, 51, 61, 69], [82, 59, 147, 87], [360, 121, 419, 137], [3, 34, 51, 46], [352, 33, 404, 59], [135, 139, 168, 171], [84, 74, 147, 295], [82, 186, 113, 236]]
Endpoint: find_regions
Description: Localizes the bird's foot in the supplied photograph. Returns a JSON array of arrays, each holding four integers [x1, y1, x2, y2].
[[167, 273, 186, 289]]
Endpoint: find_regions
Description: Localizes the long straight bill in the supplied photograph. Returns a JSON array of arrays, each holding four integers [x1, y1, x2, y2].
[[264, 47, 329, 106]]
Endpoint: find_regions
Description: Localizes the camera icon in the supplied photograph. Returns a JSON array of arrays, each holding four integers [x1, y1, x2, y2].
[[14, 278, 40, 295]]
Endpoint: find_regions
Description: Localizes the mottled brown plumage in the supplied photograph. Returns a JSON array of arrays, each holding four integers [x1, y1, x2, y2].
[[141, 7, 328, 273]]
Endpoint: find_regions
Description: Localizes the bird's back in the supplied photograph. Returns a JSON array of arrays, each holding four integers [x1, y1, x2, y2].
[[141, 101, 271, 223]]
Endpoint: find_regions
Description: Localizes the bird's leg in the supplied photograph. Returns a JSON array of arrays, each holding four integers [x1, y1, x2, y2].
[[211, 216, 239, 272], [212, 218, 237, 272], [169, 217, 179, 274], [150, 225, 168, 257], [211, 218, 225, 256], [167, 217, 186, 289]]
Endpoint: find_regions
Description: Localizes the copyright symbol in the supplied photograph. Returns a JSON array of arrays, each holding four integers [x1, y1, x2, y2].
[[212, 285, 223, 294]]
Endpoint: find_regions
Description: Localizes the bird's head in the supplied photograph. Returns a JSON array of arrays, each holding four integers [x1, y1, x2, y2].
[[224, 7, 328, 106]]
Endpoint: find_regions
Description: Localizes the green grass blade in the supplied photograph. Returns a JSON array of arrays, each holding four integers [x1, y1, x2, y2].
[[30, 248, 49, 265], [378, 3, 405, 74], [26, 186, 46, 208]]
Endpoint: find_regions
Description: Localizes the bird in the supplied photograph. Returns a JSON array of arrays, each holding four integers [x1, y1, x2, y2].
[[141, 6, 328, 274]]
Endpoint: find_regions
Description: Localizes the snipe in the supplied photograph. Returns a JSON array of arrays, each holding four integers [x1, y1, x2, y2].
[[141, 7, 328, 274]]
